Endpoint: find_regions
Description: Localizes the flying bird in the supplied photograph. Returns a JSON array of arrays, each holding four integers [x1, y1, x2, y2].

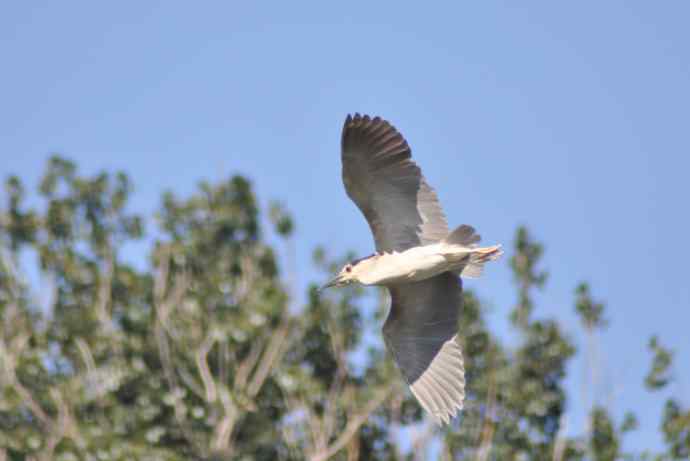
[[322, 113, 503, 425]]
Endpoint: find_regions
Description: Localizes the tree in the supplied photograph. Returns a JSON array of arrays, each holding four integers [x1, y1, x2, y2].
[[645, 336, 690, 459], [0, 156, 406, 460], [443, 226, 578, 460], [1, 157, 688, 460]]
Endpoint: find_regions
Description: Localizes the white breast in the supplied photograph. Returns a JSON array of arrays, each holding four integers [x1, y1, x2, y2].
[[359, 244, 450, 285]]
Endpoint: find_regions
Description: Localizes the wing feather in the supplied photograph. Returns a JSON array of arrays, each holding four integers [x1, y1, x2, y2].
[[341, 113, 449, 252], [383, 272, 465, 425]]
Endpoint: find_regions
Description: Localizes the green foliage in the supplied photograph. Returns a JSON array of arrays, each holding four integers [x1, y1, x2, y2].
[[590, 406, 619, 461], [661, 399, 690, 459], [509, 226, 547, 327], [3, 176, 39, 251], [621, 412, 639, 434], [644, 336, 690, 459], [646, 336, 673, 391], [269, 201, 294, 238], [0, 157, 686, 460], [575, 283, 607, 331]]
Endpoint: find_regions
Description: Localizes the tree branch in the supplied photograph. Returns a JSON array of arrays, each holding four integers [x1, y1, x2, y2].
[[196, 334, 218, 403], [234, 332, 266, 391], [310, 384, 394, 461], [0, 337, 51, 428], [246, 315, 291, 398]]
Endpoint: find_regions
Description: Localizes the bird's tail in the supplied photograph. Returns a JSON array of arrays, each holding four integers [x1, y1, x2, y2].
[[441, 225, 503, 278], [443, 224, 481, 247], [461, 244, 503, 278]]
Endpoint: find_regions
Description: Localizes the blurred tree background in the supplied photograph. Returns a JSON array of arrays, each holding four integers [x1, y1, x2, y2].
[[0, 157, 688, 460]]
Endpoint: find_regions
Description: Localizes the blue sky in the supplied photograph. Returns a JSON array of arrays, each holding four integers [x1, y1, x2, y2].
[[2, 2, 689, 453]]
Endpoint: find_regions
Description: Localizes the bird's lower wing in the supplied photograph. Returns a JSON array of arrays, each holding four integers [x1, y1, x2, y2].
[[382, 272, 465, 424]]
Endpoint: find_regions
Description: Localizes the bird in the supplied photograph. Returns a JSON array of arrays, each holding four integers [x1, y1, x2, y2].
[[321, 113, 503, 425]]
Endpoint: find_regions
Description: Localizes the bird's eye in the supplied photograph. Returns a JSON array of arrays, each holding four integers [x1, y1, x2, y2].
[[345, 266, 352, 273]]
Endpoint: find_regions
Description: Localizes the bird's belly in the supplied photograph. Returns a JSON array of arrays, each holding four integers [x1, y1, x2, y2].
[[369, 246, 451, 285], [403, 254, 449, 281]]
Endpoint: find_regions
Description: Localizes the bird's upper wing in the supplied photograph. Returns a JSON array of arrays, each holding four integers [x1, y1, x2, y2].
[[382, 272, 465, 424], [341, 114, 449, 252]]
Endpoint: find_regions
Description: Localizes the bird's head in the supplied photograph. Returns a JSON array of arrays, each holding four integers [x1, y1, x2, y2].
[[320, 254, 375, 290]]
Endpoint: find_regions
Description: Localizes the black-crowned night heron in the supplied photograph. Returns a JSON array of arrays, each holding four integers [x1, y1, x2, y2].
[[322, 114, 503, 425]]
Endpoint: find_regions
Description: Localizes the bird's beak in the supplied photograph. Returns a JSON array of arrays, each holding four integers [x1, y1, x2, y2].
[[320, 274, 345, 291]]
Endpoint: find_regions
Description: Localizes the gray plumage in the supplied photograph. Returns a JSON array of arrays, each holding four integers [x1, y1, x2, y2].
[[383, 273, 465, 424], [444, 224, 480, 247], [341, 114, 449, 252]]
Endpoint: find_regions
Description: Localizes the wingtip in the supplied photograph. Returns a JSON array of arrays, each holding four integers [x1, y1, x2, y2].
[[345, 112, 380, 126], [430, 407, 460, 427], [406, 335, 465, 426], [344, 113, 363, 128]]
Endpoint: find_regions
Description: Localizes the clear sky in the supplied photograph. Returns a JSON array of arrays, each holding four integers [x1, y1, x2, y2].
[[2, 2, 688, 453]]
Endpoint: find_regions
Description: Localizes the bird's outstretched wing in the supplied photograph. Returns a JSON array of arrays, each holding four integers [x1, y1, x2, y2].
[[341, 113, 448, 252], [383, 272, 465, 425]]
